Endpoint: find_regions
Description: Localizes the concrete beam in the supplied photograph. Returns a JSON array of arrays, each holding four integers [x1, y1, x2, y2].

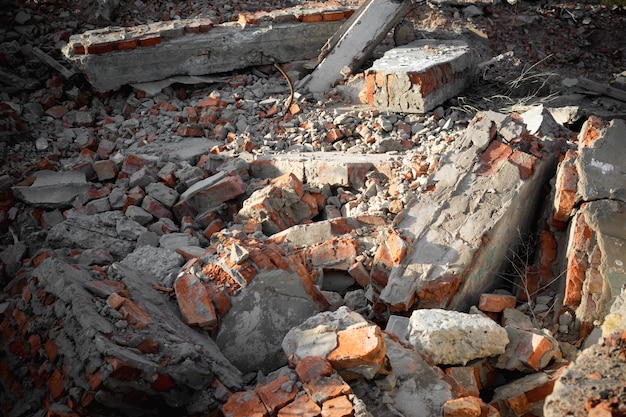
[[305, 0, 413, 93], [62, 5, 356, 92], [380, 111, 558, 312]]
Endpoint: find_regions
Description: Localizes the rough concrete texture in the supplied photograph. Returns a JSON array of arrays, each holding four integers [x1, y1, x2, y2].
[[215, 269, 320, 374], [305, 0, 412, 93], [61, 5, 355, 91], [365, 39, 475, 113], [5, 257, 242, 417], [381, 110, 557, 312], [408, 309, 509, 365], [12, 170, 91, 208], [543, 319, 626, 416]]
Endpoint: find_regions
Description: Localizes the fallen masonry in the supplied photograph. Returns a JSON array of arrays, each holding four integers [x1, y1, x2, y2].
[[2, 105, 625, 416]]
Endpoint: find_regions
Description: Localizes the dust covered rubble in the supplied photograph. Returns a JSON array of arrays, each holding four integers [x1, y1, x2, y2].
[[1, 58, 626, 417]]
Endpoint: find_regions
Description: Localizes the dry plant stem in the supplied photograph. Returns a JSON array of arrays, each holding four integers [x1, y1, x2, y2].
[[274, 63, 294, 115]]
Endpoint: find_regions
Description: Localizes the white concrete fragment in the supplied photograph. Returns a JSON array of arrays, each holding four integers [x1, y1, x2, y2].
[[408, 309, 509, 365]]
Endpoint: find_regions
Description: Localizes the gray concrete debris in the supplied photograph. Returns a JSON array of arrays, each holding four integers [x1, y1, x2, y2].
[[119, 245, 184, 281], [216, 269, 320, 374], [12, 170, 91, 208], [282, 306, 367, 363], [365, 39, 475, 113], [45, 211, 136, 258], [305, 0, 413, 93], [62, 13, 352, 91], [408, 308, 509, 365]]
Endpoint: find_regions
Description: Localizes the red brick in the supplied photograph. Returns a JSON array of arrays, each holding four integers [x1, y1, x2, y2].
[[116, 39, 138, 50], [136, 339, 159, 354], [151, 373, 175, 392], [303, 374, 352, 405], [138, 35, 161, 47], [477, 140, 513, 176], [204, 283, 231, 316], [86, 42, 116, 54], [203, 219, 227, 239], [539, 230, 557, 284], [508, 150, 538, 180], [256, 375, 298, 415], [44, 105, 68, 119], [118, 298, 152, 330], [10, 338, 27, 361], [45, 339, 58, 363], [299, 13, 323, 23], [564, 254, 586, 307], [174, 273, 218, 329], [443, 396, 482, 417], [478, 293, 517, 313], [551, 150, 578, 228], [504, 393, 529, 415], [141, 195, 172, 219], [106, 357, 141, 381], [308, 237, 358, 271], [347, 261, 370, 287], [120, 154, 147, 176], [92, 160, 118, 181], [321, 395, 353, 417], [296, 356, 334, 384], [580, 115, 605, 147], [176, 125, 205, 137], [222, 391, 269, 417], [271, 173, 304, 197], [322, 11, 346, 21], [47, 369, 65, 400], [277, 393, 321, 417], [326, 325, 387, 379]]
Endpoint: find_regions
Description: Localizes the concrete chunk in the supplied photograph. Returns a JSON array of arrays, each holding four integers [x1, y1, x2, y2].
[[408, 309, 509, 365], [365, 39, 474, 113], [12, 170, 91, 208]]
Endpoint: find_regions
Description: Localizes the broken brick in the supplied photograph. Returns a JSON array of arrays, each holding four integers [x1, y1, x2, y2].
[[478, 293, 517, 313], [295, 356, 334, 384], [174, 273, 218, 329], [222, 391, 269, 417], [277, 393, 321, 417], [255, 375, 298, 415]]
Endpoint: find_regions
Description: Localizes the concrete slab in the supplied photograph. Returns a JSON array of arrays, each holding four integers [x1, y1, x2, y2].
[[12, 170, 91, 208], [305, 0, 413, 93], [364, 39, 475, 113], [250, 151, 396, 189], [62, 6, 355, 92], [380, 111, 557, 312], [215, 269, 320, 374]]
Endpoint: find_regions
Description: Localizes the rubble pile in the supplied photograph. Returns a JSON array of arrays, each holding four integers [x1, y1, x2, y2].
[[1, 0, 626, 417]]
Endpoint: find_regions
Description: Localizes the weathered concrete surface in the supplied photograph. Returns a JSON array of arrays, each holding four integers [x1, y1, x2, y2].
[[544, 308, 626, 417], [250, 151, 396, 189], [305, 0, 413, 93], [380, 111, 558, 312], [408, 309, 509, 365], [215, 269, 320, 374], [364, 39, 475, 113], [12, 170, 91, 208], [4, 258, 242, 417], [62, 5, 355, 91]]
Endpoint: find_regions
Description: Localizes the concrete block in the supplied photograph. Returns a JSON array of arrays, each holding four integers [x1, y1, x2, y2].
[[364, 39, 475, 113], [408, 309, 509, 366], [306, 0, 413, 93]]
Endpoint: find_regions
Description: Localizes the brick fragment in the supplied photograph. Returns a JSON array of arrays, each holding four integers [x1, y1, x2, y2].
[[141, 195, 172, 219], [321, 395, 353, 417], [174, 273, 218, 329], [256, 375, 298, 415], [443, 396, 483, 417], [508, 150, 538, 180], [478, 293, 517, 313], [277, 393, 321, 417], [477, 140, 513, 176], [445, 366, 481, 397], [303, 374, 352, 405], [106, 357, 141, 381], [326, 325, 387, 379], [295, 356, 334, 384], [47, 369, 65, 400], [222, 390, 269, 417], [551, 149, 578, 228]]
